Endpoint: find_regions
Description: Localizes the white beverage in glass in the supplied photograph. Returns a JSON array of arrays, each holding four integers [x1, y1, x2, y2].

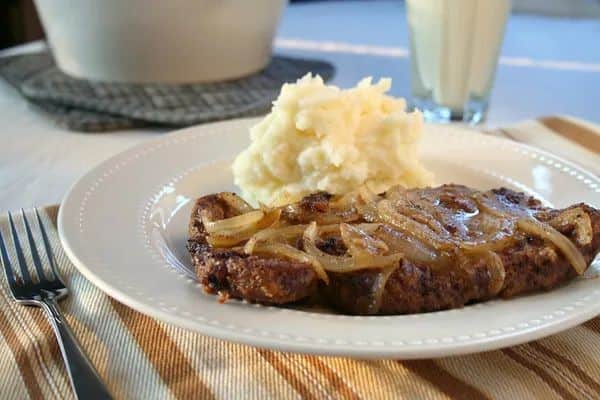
[[406, 0, 511, 124]]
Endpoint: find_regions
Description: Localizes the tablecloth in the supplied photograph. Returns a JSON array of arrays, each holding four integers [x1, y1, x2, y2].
[[0, 116, 599, 399]]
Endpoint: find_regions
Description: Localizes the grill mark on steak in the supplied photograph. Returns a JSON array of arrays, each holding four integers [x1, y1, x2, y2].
[[187, 185, 600, 315]]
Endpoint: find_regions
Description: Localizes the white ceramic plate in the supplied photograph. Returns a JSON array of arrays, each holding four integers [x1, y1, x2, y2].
[[59, 118, 600, 359]]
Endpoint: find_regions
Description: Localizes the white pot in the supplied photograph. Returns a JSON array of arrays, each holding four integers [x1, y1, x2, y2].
[[34, 0, 287, 83]]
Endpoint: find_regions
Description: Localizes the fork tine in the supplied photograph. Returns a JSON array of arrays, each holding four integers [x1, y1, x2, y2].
[[34, 208, 59, 280], [0, 228, 17, 290], [8, 212, 33, 284], [21, 209, 48, 282]]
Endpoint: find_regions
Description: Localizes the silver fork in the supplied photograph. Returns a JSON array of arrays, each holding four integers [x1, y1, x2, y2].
[[0, 209, 111, 400]]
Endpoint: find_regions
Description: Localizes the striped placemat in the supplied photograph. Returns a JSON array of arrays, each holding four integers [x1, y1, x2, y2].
[[489, 115, 599, 175], [0, 116, 598, 400]]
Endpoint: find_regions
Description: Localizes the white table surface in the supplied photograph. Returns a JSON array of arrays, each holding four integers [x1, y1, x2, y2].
[[1, 0, 599, 212]]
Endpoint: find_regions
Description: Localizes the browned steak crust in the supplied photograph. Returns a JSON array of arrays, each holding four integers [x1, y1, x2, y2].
[[327, 203, 599, 314], [188, 193, 318, 304], [188, 241, 318, 304], [187, 186, 600, 315]]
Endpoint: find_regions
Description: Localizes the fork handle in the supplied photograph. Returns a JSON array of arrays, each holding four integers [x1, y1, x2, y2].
[[40, 298, 112, 400]]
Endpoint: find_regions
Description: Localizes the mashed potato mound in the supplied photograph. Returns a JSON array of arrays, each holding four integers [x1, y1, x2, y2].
[[232, 74, 434, 206]]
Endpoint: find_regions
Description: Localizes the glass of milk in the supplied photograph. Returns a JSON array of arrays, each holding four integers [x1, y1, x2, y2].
[[406, 0, 511, 124]]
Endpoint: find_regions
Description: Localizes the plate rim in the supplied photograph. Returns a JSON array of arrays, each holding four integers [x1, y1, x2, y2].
[[58, 118, 600, 359]]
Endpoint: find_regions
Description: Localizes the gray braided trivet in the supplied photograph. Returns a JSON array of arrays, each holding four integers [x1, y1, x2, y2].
[[0, 51, 335, 132]]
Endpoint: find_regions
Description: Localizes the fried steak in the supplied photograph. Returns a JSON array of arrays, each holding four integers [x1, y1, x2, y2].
[[187, 185, 600, 315]]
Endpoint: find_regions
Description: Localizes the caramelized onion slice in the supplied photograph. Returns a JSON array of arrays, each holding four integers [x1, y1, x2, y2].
[[396, 203, 448, 236], [469, 213, 516, 243], [352, 185, 380, 222], [482, 251, 506, 295], [283, 193, 361, 224], [206, 209, 281, 247], [303, 222, 354, 271], [473, 192, 530, 219], [356, 202, 379, 222], [549, 207, 593, 246], [340, 223, 389, 256], [303, 222, 402, 272], [220, 192, 254, 214], [315, 223, 343, 235], [243, 223, 382, 254], [251, 242, 329, 283], [383, 185, 407, 201], [517, 217, 587, 275], [206, 233, 249, 248], [202, 210, 264, 234], [359, 185, 379, 203], [368, 264, 398, 315], [321, 212, 361, 224], [455, 250, 505, 295], [385, 189, 450, 236], [329, 190, 359, 210], [376, 200, 449, 250], [459, 235, 516, 253], [375, 225, 441, 265], [244, 224, 307, 254], [314, 223, 382, 236], [329, 185, 379, 210]]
